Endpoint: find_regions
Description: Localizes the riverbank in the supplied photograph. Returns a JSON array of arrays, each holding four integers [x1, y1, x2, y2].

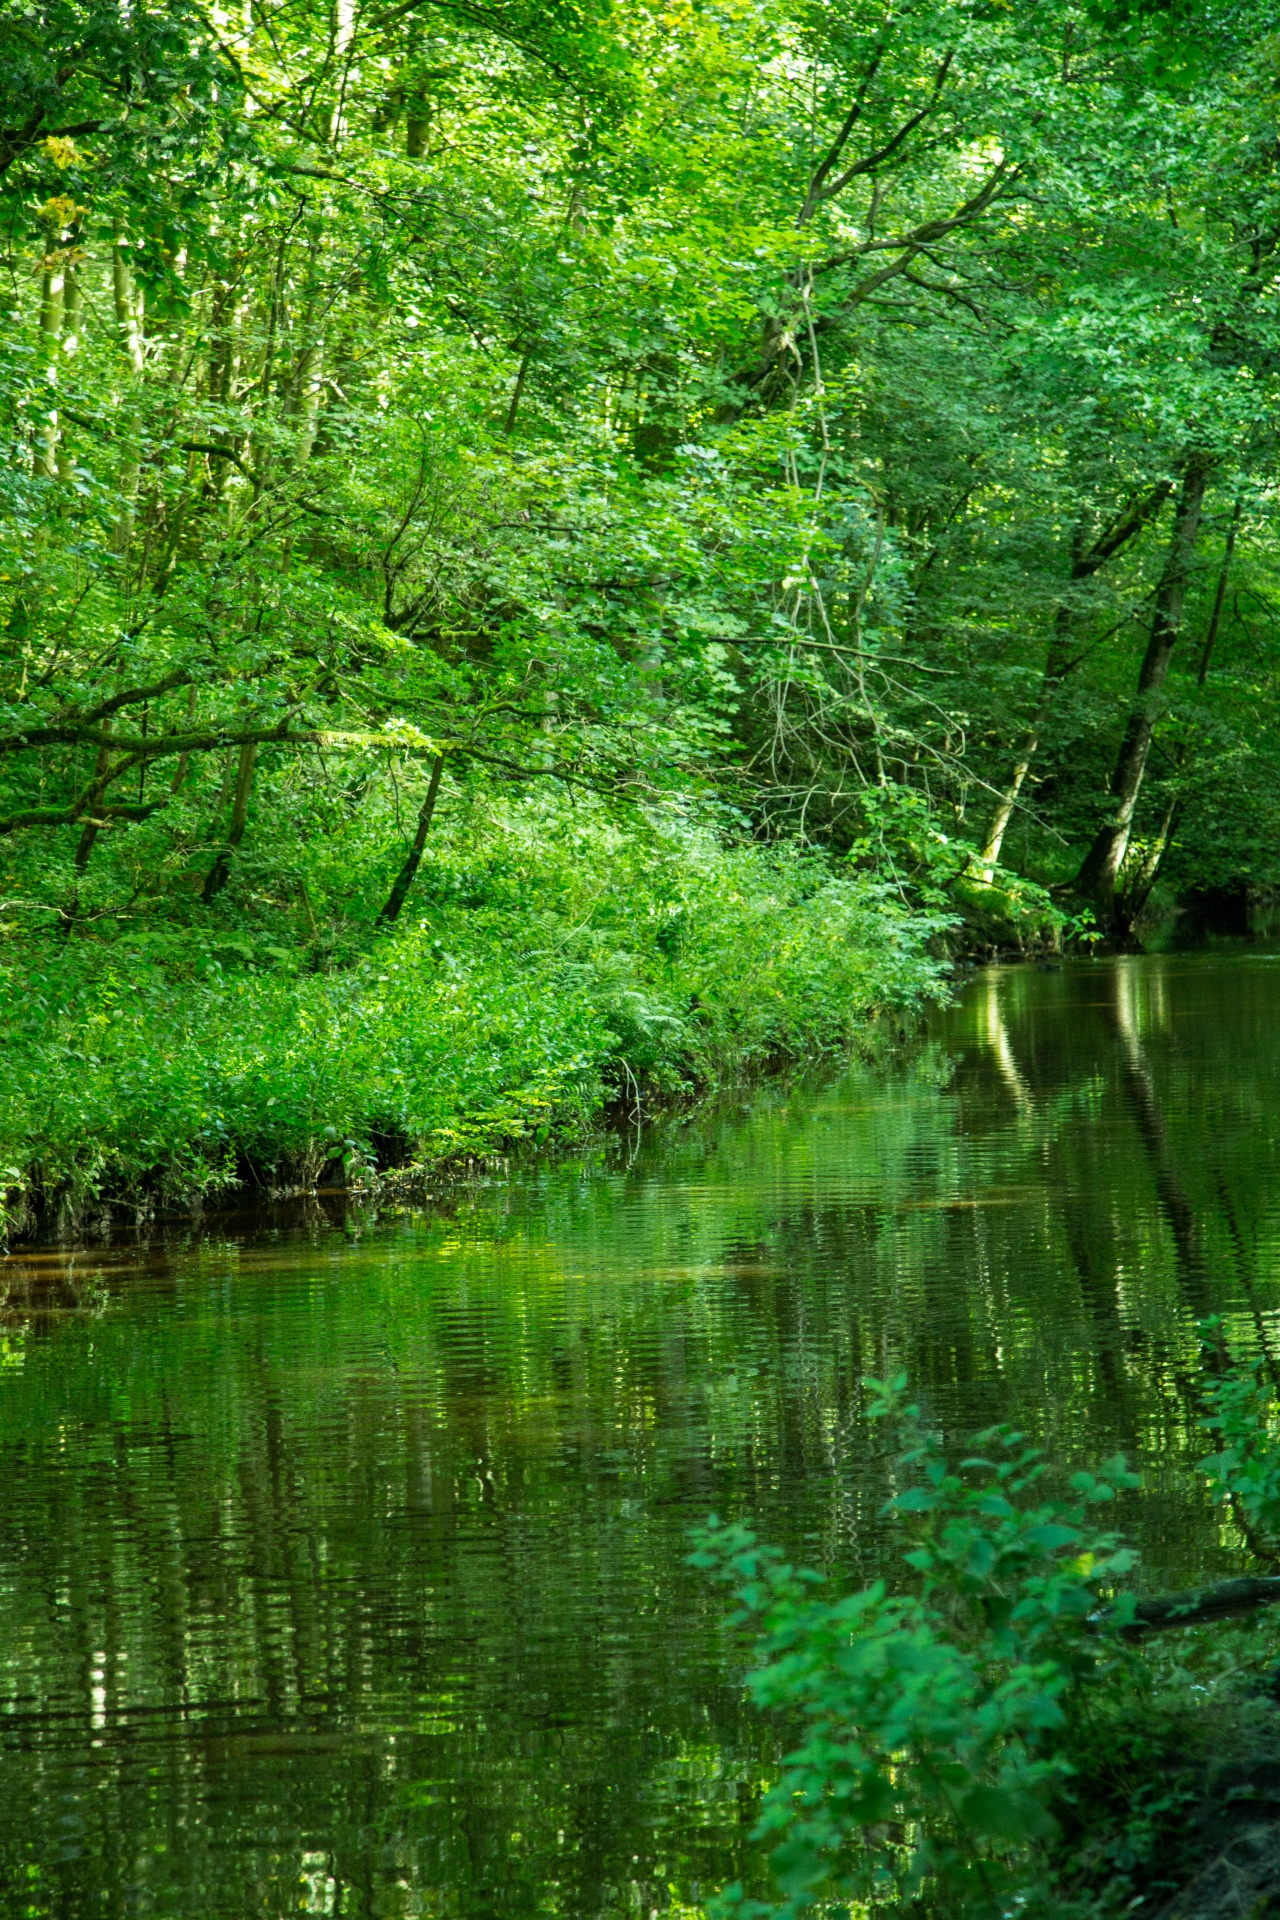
[[0, 808, 951, 1241]]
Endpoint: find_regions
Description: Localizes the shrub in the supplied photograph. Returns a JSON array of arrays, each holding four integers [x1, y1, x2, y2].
[[691, 1377, 1140, 1919], [693, 1356, 1280, 1919]]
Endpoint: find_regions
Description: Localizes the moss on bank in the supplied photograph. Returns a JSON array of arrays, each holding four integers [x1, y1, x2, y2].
[[1, 805, 950, 1238]]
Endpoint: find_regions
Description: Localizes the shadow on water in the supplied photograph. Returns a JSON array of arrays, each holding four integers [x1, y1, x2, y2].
[[3, 955, 1280, 1915]]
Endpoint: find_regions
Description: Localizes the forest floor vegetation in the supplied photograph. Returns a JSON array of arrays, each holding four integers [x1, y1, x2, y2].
[[0, 797, 950, 1241]]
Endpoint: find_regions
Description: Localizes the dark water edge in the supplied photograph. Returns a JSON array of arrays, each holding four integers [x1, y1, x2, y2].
[[3, 952, 1280, 1917]]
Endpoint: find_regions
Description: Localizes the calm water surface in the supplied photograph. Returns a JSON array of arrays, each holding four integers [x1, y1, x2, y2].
[[4, 954, 1280, 1917]]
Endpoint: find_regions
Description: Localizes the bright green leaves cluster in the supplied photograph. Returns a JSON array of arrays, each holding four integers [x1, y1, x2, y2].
[[695, 1345, 1280, 1918], [1199, 1332, 1280, 1552], [692, 1378, 1141, 1917]]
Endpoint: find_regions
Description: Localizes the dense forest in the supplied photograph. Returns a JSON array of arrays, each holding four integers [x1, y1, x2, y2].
[[1, 0, 1278, 1225]]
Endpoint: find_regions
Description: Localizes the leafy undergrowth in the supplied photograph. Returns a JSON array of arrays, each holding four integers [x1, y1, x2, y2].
[[695, 1353, 1280, 1920], [0, 807, 950, 1237]]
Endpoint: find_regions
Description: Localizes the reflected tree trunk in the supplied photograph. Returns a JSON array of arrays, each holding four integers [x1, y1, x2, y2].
[[980, 973, 1035, 1112], [980, 974, 1133, 1412], [1108, 962, 1211, 1314]]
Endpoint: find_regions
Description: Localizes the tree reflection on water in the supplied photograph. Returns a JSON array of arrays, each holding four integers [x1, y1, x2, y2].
[[2, 955, 1278, 1917]]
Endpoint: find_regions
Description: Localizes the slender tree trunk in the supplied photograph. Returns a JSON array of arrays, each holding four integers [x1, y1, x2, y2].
[[1073, 453, 1211, 924], [977, 648, 1062, 883], [291, 331, 325, 465], [1117, 494, 1243, 923], [977, 748, 1033, 882], [35, 250, 64, 477], [112, 222, 145, 551], [112, 224, 145, 371], [1192, 492, 1241, 691], [406, 105, 430, 156], [277, 298, 325, 572], [978, 594, 1086, 880], [502, 347, 533, 436], [202, 740, 259, 902], [70, 730, 116, 877], [60, 733, 114, 934], [328, 0, 356, 144], [207, 747, 235, 826], [1120, 792, 1181, 921], [378, 755, 445, 925], [55, 259, 81, 482], [170, 686, 199, 792], [977, 484, 1173, 880], [208, 279, 233, 409]]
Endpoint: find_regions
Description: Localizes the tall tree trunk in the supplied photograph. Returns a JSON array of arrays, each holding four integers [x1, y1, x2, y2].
[[502, 347, 533, 436], [976, 484, 1173, 881], [202, 741, 258, 902], [112, 223, 145, 371], [72, 736, 114, 875], [277, 296, 325, 571], [291, 330, 325, 466], [378, 755, 445, 925], [112, 222, 145, 551], [55, 258, 81, 482], [1191, 492, 1241, 692], [35, 249, 64, 478], [1117, 493, 1243, 924], [1119, 791, 1181, 924], [976, 599, 1076, 881], [170, 686, 199, 793], [60, 733, 114, 934], [1073, 453, 1211, 926], [976, 744, 1034, 883]]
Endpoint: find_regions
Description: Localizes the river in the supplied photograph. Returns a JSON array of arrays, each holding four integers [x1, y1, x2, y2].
[[2, 953, 1279, 1917]]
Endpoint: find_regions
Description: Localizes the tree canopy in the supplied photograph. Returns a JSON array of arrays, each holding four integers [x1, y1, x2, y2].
[[1, 0, 1278, 983]]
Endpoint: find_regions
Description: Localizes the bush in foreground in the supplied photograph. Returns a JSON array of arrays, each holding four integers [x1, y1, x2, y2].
[[696, 1346, 1280, 1919]]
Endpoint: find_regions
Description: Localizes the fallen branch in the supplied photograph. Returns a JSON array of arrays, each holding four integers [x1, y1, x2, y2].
[[1094, 1576, 1280, 1639]]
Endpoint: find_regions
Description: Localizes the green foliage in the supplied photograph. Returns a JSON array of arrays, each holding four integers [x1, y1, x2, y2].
[[697, 1344, 1280, 1918], [1199, 1329, 1280, 1549], [0, 800, 947, 1230], [691, 1377, 1140, 1918], [3, 0, 1280, 1209]]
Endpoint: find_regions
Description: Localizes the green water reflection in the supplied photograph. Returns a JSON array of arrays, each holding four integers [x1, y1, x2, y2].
[[4, 955, 1280, 1916]]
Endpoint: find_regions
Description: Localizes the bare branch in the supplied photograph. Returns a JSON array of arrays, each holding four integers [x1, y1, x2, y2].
[[814, 157, 1017, 273], [1084, 480, 1174, 572], [800, 50, 956, 224], [797, 30, 892, 225], [900, 268, 986, 320]]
